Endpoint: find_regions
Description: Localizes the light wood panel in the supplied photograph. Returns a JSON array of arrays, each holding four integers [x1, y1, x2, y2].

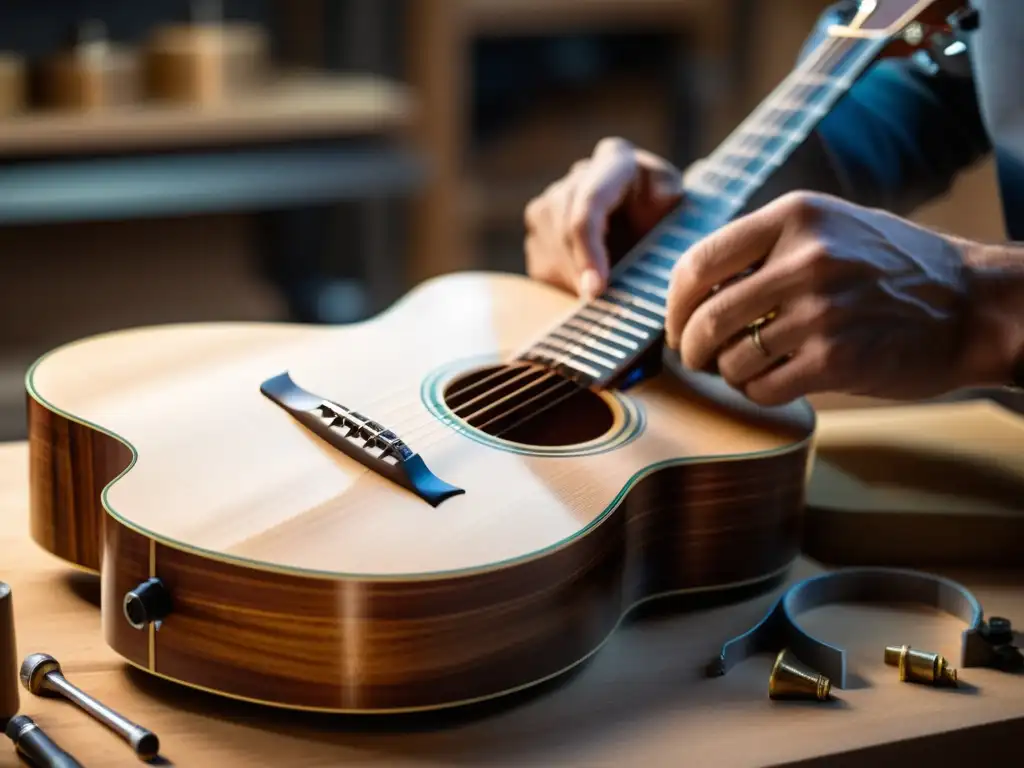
[[806, 398, 1024, 567]]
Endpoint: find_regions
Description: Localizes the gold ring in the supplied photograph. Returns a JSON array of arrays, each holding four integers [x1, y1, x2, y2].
[[750, 323, 770, 357]]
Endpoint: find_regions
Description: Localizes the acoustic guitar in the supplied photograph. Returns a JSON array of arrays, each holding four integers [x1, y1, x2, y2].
[[25, 0, 970, 713]]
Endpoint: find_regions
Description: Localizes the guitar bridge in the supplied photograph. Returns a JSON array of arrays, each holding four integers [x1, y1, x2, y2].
[[260, 372, 464, 507]]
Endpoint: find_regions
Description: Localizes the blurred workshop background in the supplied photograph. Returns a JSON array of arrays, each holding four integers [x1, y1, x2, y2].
[[0, 0, 1003, 440]]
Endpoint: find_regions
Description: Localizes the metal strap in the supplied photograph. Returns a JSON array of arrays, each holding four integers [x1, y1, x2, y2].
[[705, 567, 1009, 688]]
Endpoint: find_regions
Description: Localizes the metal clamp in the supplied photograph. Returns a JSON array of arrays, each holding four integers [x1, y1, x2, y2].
[[706, 567, 1021, 688]]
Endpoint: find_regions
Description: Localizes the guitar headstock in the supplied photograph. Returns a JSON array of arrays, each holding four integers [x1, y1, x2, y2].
[[828, 0, 978, 56]]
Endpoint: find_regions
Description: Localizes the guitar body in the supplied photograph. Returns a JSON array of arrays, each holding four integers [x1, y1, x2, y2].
[[27, 272, 814, 712]]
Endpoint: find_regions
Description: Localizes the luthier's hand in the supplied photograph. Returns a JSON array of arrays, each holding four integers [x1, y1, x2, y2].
[[665, 190, 1024, 405], [524, 137, 685, 299]]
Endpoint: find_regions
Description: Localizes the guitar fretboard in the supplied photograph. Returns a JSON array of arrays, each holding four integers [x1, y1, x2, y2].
[[519, 32, 889, 388]]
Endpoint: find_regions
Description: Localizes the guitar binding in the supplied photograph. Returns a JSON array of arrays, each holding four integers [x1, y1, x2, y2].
[[260, 372, 465, 507]]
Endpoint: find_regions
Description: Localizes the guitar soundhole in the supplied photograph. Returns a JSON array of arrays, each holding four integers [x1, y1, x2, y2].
[[441, 363, 615, 447]]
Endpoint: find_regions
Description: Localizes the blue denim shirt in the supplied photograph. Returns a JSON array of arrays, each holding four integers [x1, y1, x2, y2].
[[752, 1, 1019, 239]]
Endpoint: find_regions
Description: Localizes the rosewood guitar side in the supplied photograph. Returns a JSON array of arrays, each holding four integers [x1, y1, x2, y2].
[[28, 396, 131, 573], [32, 394, 809, 712]]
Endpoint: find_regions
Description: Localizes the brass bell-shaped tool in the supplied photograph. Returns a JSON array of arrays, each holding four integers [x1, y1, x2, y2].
[[769, 648, 833, 701]]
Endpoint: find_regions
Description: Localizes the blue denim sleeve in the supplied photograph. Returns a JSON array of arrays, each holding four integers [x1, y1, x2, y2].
[[750, 1, 992, 215]]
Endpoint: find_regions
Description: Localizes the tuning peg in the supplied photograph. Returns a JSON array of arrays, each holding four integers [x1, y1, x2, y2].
[[884, 644, 958, 687], [768, 649, 833, 701], [949, 7, 980, 33]]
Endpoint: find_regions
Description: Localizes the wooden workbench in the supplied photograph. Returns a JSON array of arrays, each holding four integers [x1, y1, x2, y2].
[[1, 439, 1021, 766]]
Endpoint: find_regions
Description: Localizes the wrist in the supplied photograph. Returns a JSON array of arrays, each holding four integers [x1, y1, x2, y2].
[[960, 240, 1024, 387]]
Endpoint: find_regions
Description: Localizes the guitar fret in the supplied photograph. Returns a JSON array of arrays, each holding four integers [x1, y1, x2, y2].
[[768, 98, 831, 115], [648, 243, 684, 264], [716, 143, 763, 161], [663, 225, 703, 242], [684, 179, 744, 207], [738, 126, 804, 143], [795, 72, 837, 86], [592, 299, 662, 330], [578, 307, 649, 340], [548, 327, 627, 359], [564, 317, 639, 350], [526, 347, 602, 380], [533, 338, 617, 370], [518, 35, 888, 387], [629, 259, 672, 282], [605, 288, 666, 318], [702, 165, 758, 185], [612, 274, 668, 301]]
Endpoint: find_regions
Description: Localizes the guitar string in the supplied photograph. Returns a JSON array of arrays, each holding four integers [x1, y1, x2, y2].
[[296, 28, 872, 444], [321, 31, 879, 454], [284, 31, 875, 465], [235, 32, 881, 544], [267, 33, 878, 470]]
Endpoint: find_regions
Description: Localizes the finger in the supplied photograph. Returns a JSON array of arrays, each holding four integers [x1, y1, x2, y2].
[[566, 140, 641, 297], [666, 193, 803, 349], [714, 298, 828, 387], [555, 161, 600, 295], [524, 227, 575, 295], [678, 252, 812, 370], [742, 335, 841, 406], [556, 160, 589, 250], [525, 178, 579, 293]]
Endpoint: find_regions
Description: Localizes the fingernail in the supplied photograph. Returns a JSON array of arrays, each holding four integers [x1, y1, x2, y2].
[[579, 269, 602, 300]]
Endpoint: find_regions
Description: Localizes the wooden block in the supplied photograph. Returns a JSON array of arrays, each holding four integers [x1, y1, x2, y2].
[[38, 47, 141, 111], [0, 53, 26, 116], [145, 23, 269, 105], [806, 398, 1024, 567]]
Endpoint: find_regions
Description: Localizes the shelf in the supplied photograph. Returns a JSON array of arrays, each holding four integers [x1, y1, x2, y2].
[[0, 70, 415, 158], [0, 142, 426, 226]]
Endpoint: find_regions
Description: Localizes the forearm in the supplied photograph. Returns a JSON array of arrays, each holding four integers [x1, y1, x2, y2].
[[813, 60, 991, 216], [959, 242, 1024, 387]]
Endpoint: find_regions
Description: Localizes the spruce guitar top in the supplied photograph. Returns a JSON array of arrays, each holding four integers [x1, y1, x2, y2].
[[26, 0, 971, 713]]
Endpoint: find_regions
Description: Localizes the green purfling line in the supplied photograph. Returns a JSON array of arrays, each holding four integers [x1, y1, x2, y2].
[[24, 342, 812, 582], [419, 353, 646, 457]]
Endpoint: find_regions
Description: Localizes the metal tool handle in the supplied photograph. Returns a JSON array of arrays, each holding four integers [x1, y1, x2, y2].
[[5, 715, 84, 768], [47, 675, 158, 758]]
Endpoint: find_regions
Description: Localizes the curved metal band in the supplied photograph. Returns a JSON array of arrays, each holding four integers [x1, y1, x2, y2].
[[706, 567, 991, 688]]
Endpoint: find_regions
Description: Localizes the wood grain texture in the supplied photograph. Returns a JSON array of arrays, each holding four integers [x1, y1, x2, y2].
[[95, 448, 806, 712], [5, 437, 1024, 767], [27, 395, 131, 573], [26, 271, 814, 711]]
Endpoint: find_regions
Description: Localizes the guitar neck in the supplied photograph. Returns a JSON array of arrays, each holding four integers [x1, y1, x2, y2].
[[519, 30, 891, 389]]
